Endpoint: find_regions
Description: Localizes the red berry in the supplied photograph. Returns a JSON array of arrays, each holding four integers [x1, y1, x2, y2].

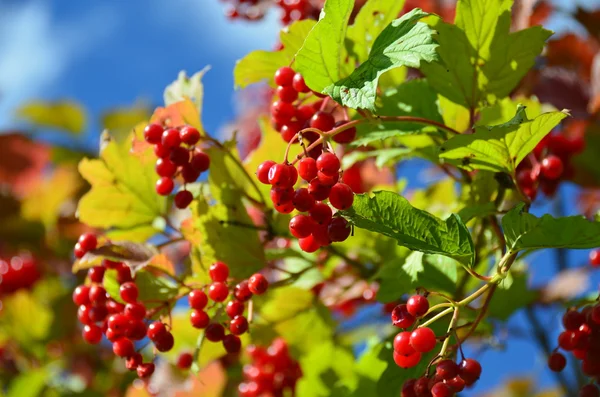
[[188, 290, 208, 310], [459, 358, 482, 385], [329, 183, 353, 210], [317, 170, 339, 186], [445, 376, 466, 393], [590, 249, 600, 267], [119, 282, 139, 303], [147, 321, 167, 341], [127, 319, 147, 340], [248, 273, 268, 295], [209, 261, 229, 282], [393, 350, 421, 369], [431, 382, 452, 397], [541, 155, 564, 180], [226, 300, 245, 318], [73, 285, 91, 306], [327, 217, 351, 242], [401, 379, 417, 397], [274, 200, 295, 214], [156, 158, 178, 178], [298, 158, 318, 181], [309, 202, 332, 225], [296, 105, 316, 122], [88, 305, 108, 323], [162, 128, 181, 148], [580, 385, 600, 397], [83, 324, 103, 344], [257, 160, 276, 184], [270, 186, 294, 205], [108, 313, 129, 334], [393, 332, 415, 355], [271, 101, 296, 123], [208, 282, 229, 302], [517, 168, 535, 187], [312, 224, 331, 246], [281, 121, 301, 142], [174, 190, 194, 209], [190, 149, 210, 172], [74, 243, 86, 259], [177, 352, 194, 369], [563, 310, 585, 330], [125, 302, 146, 320], [88, 266, 105, 283], [299, 235, 320, 253], [181, 163, 201, 183], [116, 264, 133, 284], [310, 111, 335, 132], [317, 152, 340, 177], [223, 334, 242, 353], [126, 353, 142, 371], [274, 67, 295, 86], [112, 337, 135, 357], [89, 285, 107, 305], [144, 123, 163, 144], [78, 233, 98, 252], [77, 305, 92, 325], [180, 126, 200, 145], [137, 363, 155, 378], [154, 143, 169, 158], [407, 295, 429, 318], [205, 323, 225, 342], [293, 188, 315, 212], [548, 352, 566, 372], [436, 360, 459, 380], [332, 121, 357, 144], [230, 315, 249, 335], [268, 163, 294, 187], [234, 280, 253, 301], [190, 310, 210, 329], [289, 214, 316, 238], [156, 177, 174, 196], [410, 327, 437, 353], [292, 73, 310, 93], [591, 305, 600, 325], [170, 146, 190, 166], [154, 331, 174, 352], [391, 304, 415, 329], [308, 178, 332, 201], [276, 85, 298, 103]]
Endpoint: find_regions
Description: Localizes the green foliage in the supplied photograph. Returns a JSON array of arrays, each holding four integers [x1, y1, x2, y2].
[[488, 271, 537, 320], [7, 368, 48, 397], [341, 191, 474, 265], [296, 342, 357, 396], [104, 269, 178, 307], [503, 203, 600, 253], [16, 100, 87, 134], [440, 105, 568, 175], [324, 9, 438, 110]]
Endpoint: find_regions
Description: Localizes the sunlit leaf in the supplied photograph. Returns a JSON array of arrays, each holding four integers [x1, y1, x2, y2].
[[16, 100, 86, 134]]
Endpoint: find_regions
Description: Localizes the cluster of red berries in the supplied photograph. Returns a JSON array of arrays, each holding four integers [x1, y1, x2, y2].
[[590, 249, 600, 268], [270, 67, 356, 149], [391, 295, 435, 368], [72, 243, 157, 378], [143, 123, 210, 208], [400, 359, 482, 397], [222, 0, 321, 24], [73, 232, 99, 259], [548, 304, 600, 396], [0, 252, 40, 295], [239, 338, 303, 397], [187, 261, 269, 354], [516, 132, 584, 200], [256, 152, 354, 252]]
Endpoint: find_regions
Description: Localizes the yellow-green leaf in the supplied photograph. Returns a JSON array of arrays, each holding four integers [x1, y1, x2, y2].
[[16, 100, 86, 134]]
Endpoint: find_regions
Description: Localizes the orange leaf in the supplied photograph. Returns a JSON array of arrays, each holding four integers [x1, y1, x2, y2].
[[151, 98, 203, 133]]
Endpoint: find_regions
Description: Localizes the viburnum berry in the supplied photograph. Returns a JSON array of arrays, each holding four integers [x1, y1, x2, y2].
[[83, 324, 103, 344], [276, 85, 298, 103], [327, 217, 351, 242], [391, 304, 415, 329], [137, 363, 155, 378], [154, 331, 175, 352], [154, 143, 169, 158], [234, 280, 253, 301], [119, 282, 139, 303], [190, 149, 210, 172], [248, 273, 268, 295], [393, 332, 415, 356], [162, 128, 181, 148], [299, 235, 320, 253], [230, 315, 249, 335], [88, 266, 105, 283], [332, 121, 357, 144], [223, 334, 242, 353], [205, 323, 226, 342], [144, 123, 164, 144], [413, 377, 430, 396], [188, 290, 208, 310], [406, 295, 429, 318], [459, 358, 482, 385], [73, 285, 91, 306], [329, 183, 353, 210], [289, 215, 314, 238], [180, 126, 200, 145], [292, 73, 309, 93], [268, 163, 293, 187], [125, 302, 146, 320], [393, 350, 421, 369], [590, 249, 600, 267], [275, 200, 295, 214], [298, 158, 318, 182], [563, 310, 585, 330], [147, 321, 167, 341], [127, 319, 147, 340], [436, 359, 459, 380], [580, 385, 600, 397], [89, 285, 107, 305], [274, 66, 295, 86], [78, 233, 98, 252], [126, 353, 143, 371], [281, 122, 301, 142], [445, 376, 466, 392], [257, 160, 276, 184], [271, 101, 296, 123], [108, 313, 130, 333], [312, 224, 331, 246], [174, 190, 194, 209], [170, 146, 190, 166], [297, 105, 316, 123], [317, 170, 339, 186], [431, 382, 453, 397], [271, 186, 295, 205], [74, 243, 86, 259], [410, 327, 437, 353], [116, 264, 133, 284], [292, 188, 315, 212], [208, 282, 229, 302], [209, 261, 229, 282], [226, 300, 245, 318], [310, 111, 335, 132], [77, 305, 92, 325], [308, 178, 332, 201], [540, 154, 564, 180], [112, 337, 135, 357], [177, 352, 194, 369], [88, 305, 108, 323], [156, 177, 174, 196], [190, 310, 210, 329], [316, 152, 340, 176], [548, 351, 567, 372], [181, 164, 201, 183], [309, 202, 332, 225]]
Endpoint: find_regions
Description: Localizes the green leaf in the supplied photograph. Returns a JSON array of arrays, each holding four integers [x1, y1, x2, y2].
[[488, 271, 537, 321], [324, 9, 438, 110], [104, 269, 178, 307], [439, 105, 568, 174], [457, 203, 497, 223], [403, 251, 424, 282], [294, 0, 353, 92], [422, 0, 552, 108], [77, 131, 167, 241], [73, 241, 158, 273], [164, 67, 210, 117], [7, 368, 47, 397], [476, 96, 544, 127], [503, 203, 600, 253], [0, 290, 53, 345], [234, 20, 316, 89], [345, 0, 407, 63], [341, 191, 474, 265], [16, 100, 86, 134]]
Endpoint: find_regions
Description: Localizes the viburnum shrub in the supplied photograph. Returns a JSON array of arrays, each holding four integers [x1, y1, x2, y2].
[[66, 0, 600, 395]]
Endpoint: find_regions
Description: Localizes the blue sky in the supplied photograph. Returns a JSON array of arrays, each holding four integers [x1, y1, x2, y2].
[[1, 0, 599, 395]]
